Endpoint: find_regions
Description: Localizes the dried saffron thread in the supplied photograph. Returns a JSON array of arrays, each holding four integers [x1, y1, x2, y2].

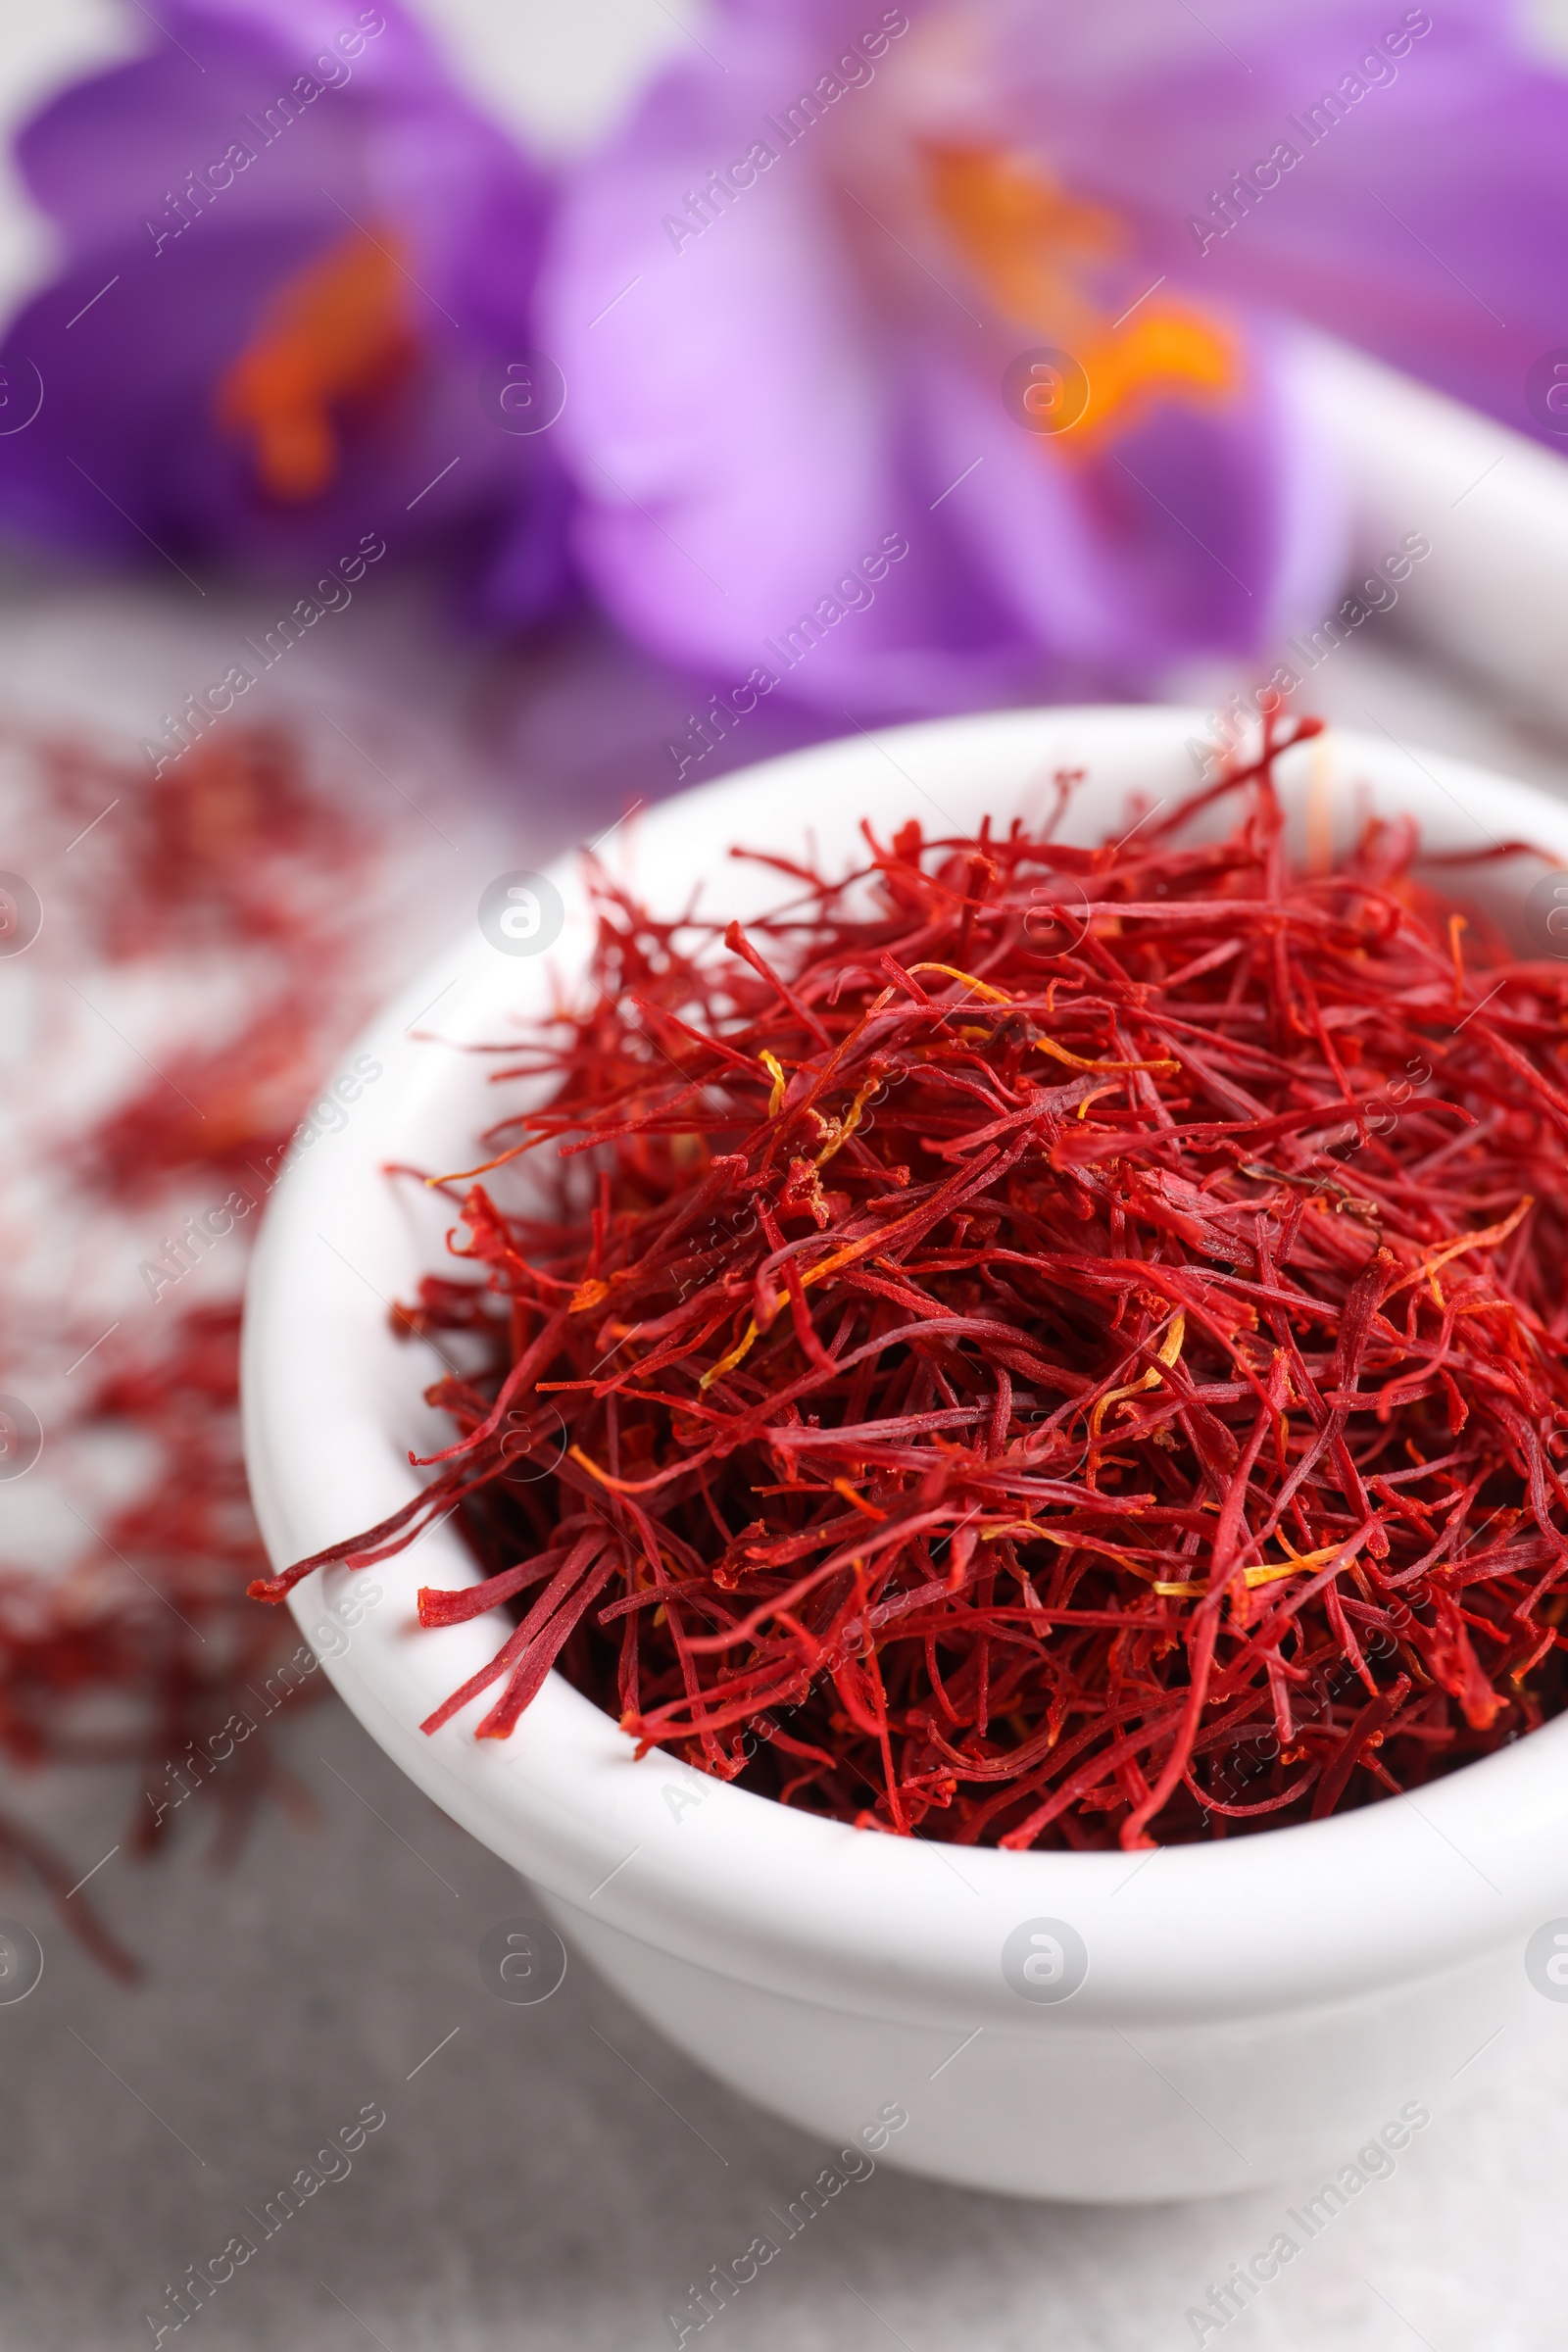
[[261, 714, 1568, 1848], [2, 722, 395, 1962]]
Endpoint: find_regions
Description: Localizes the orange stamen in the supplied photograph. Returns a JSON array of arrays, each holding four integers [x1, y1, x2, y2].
[[216, 229, 417, 501], [926, 145, 1236, 447]]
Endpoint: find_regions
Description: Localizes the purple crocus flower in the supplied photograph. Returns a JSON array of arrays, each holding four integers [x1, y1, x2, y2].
[[0, 0, 566, 621], [540, 0, 1568, 716]]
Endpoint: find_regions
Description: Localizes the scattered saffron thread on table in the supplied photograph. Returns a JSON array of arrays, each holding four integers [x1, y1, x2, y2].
[[2, 722, 395, 1966]]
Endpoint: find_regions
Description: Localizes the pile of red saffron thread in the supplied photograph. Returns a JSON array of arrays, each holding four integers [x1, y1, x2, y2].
[[2, 721, 398, 1962], [261, 716, 1568, 1849]]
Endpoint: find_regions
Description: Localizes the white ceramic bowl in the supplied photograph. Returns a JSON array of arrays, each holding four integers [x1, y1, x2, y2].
[[243, 708, 1568, 2201]]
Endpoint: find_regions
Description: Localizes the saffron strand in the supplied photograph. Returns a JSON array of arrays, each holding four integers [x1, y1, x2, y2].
[[269, 713, 1568, 1848]]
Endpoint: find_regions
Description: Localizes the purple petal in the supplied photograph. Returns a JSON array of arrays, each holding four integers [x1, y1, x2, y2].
[[0, 0, 566, 609]]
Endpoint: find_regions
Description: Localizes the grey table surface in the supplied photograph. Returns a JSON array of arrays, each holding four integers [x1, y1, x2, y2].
[[4, 1692, 1566, 2352], [2, 564, 1568, 2352]]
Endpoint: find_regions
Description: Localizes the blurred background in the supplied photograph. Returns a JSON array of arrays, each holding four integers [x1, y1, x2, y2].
[[4, 3, 1568, 2344]]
